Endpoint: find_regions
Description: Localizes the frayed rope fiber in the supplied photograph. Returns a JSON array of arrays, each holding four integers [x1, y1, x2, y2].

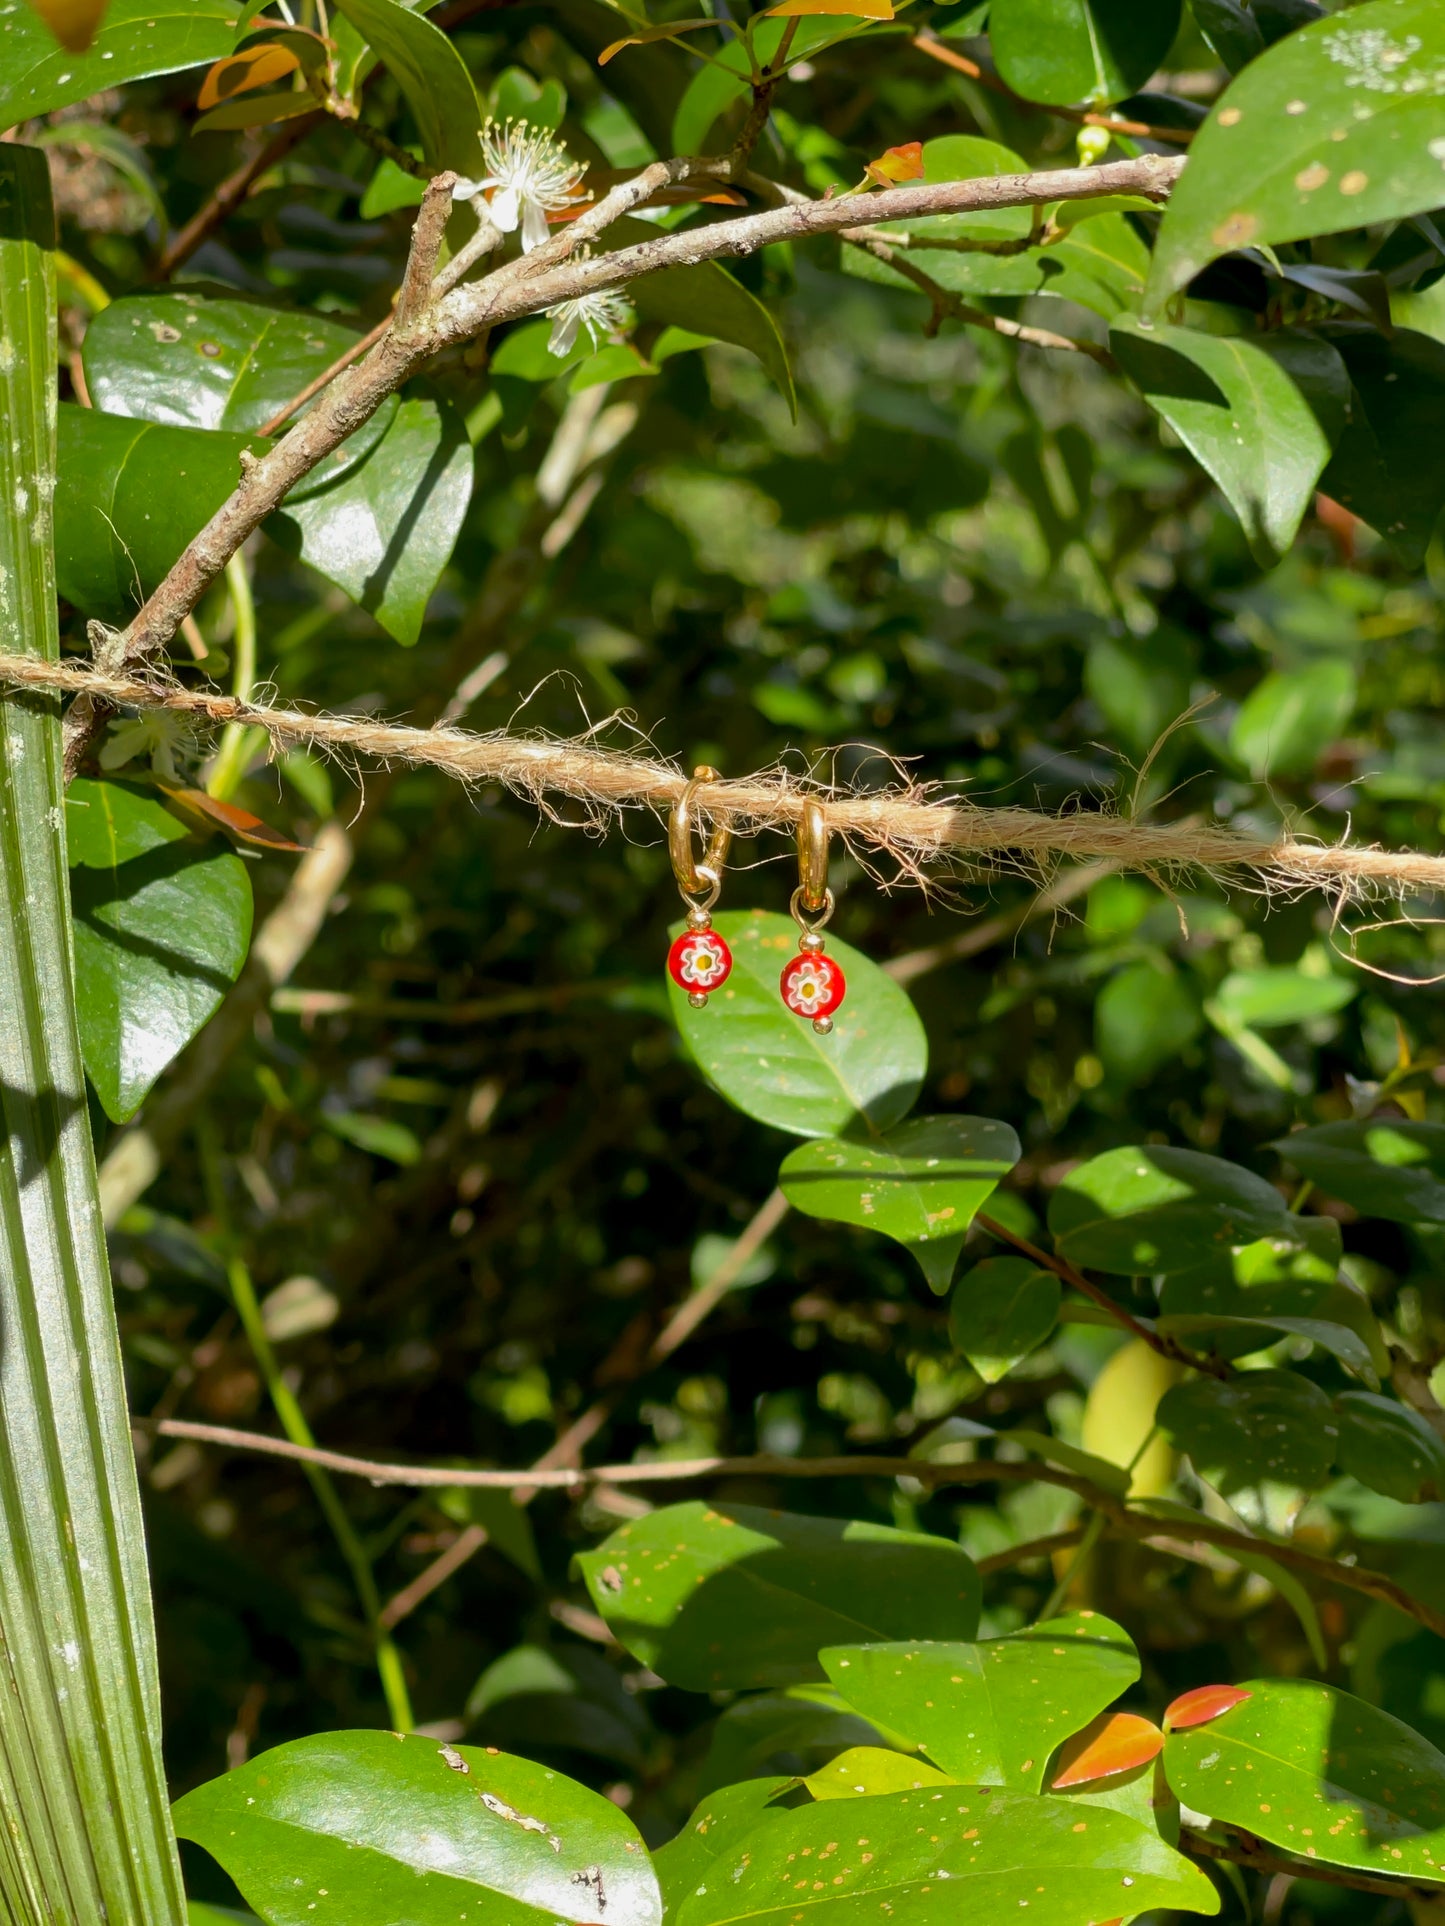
[[7, 651, 1445, 898]]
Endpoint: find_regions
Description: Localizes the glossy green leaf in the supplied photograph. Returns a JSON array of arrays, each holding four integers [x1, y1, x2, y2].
[[1272, 1120, 1445, 1222], [1163, 1679, 1445, 1881], [328, 0, 482, 174], [668, 910, 927, 1139], [270, 396, 473, 646], [68, 779, 253, 1122], [673, 1783, 1218, 1926], [669, 17, 874, 155], [1110, 318, 1348, 563], [697, 1690, 883, 1799], [1319, 325, 1445, 566], [655, 1778, 791, 1922], [174, 1731, 660, 1926], [608, 218, 793, 410], [1229, 658, 1356, 779], [1148, 0, 1445, 309], [1157, 1369, 1339, 1492], [1048, 1144, 1305, 1275], [0, 0, 238, 126], [1191, 0, 1267, 73], [805, 1747, 954, 1798], [1095, 958, 1202, 1085], [54, 404, 265, 625], [437, 1485, 542, 1580], [990, 0, 1181, 106], [822, 1613, 1139, 1791], [576, 1501, 980, 1691], [83, 286, 396, 485], [0, 143, 187, 1926], [779, 1114, 1021, 1293], [1335, 1390, 1445, 1504], [189, 1906, 262, 1926], [1211, 966, 1356, 1028], [948, 1255, 1061, 1382]]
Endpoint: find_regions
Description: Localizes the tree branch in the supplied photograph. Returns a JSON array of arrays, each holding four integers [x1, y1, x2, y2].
[[1182, 1827, 1445, 1899], [59, 149, 1183, 781]]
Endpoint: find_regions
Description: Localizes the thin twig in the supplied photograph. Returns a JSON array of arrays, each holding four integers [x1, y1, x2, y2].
[[152, 115, 324, 281], [1182, 1828, 1445, 1899], [259, 317, 390, 437]]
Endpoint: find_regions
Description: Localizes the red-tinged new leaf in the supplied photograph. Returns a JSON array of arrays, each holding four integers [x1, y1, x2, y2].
[[198, 41, 301, 108], [864, 141, 923, 187], [598, 18, 716, 63], [157, 784, 309, 853], [1163, 1685, 1252, 1733], [764, 0, 893, 16], [1051, 1712, 1164, 1789]]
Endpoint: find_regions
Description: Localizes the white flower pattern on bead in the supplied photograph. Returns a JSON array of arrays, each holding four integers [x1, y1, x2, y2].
[[678, 934, 728, 987], [452, 119, 588, 252], [783, 958, 831, 1014]]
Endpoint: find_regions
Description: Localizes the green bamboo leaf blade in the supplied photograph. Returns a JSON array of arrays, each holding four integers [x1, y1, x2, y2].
[[779, 1115, 1021, 1294], [1271, 1119, 1445, 1222], [672, 1783, 1219, 1926], [327, 0, 482, 174], [1157, 1370, 1340, 1492], [67, 780, 254, 1122], [174, 1732, 662, 1926], [1110, 319, 1348, 563], [949, 1256, 1061, 1382], [820, 1613, 1140, 1791], [668, 911, 927, 1139], [1049, 1143, 1313, 1274], [576, 1501, 980, 1691], [1146, 0, 1445, 309], [0, 0, 239, 127], [1163, 1679, 1445, 1882], [990, 0, 1182, 106], [269, 396, 473, 645], [0, 144, 186, 1926]]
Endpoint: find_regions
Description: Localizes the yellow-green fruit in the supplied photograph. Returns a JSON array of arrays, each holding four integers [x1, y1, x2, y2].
[[1081, 1339, 1184, 1498]]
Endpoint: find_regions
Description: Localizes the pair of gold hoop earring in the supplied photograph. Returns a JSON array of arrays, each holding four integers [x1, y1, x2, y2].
[[665, 767, 847, 1036]]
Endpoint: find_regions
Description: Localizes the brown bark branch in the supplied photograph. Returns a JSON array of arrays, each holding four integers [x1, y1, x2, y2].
[[1182, 1827, 1445, 1899], [152, 115, 324, 281]]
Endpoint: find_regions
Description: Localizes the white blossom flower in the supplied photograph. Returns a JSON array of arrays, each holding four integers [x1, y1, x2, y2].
[[545, 256, 632, 356], [451, 119, 588, 252]]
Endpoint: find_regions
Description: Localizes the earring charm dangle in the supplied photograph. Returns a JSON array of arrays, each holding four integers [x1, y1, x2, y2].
[[666, 765, 733, 1009], [780, 799, 846, 1035]]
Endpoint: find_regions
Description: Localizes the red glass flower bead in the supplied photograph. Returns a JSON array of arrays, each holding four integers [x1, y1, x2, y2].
[[780, 947, 846, 1033], [668, 925, 733, 1007]]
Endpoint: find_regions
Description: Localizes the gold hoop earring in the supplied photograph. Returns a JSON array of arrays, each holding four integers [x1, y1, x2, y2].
[[780, 799, 846, 1035], [666, 766, 733, 1010]]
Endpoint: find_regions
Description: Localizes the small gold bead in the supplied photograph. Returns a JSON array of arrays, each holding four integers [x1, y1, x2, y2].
[[688, 990, 708, 1009], [812, 1015, 833, 1036]]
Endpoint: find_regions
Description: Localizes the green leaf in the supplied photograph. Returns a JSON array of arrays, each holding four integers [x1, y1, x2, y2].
[[654, 1778, 791, 1922], [668, 910, 927, 1140], [609, 218, 794, 411], [1229, 658, 1356, 779], [83, 286, 396, 481], [0, 0, 238, 126], [437, 1486, 542, 1580], [1319, 324, 1445, 566], [697, 1691, 883, 1798], [1095, 958, 1203, 1085], [327, 0, 482, 173], [54, 404, 266, 625], [189, 1906, 263, 1926], [174, 1731, 661, 1926], [948, 1256, 1061, 1382], [672, 1784, 1218, 1926], [1048, 1144, 1305, 1275], [0, 143, 187, 1926], [270, 397, 473, 646], [1211, 966, 1356, 1028], [1147, 0, 1445, 310], [778, 1114, 1021, 1293], [1163, 1679, 1445, 1882], [1189, 0, 1267, 73], [822, 1612, 1140, 1791], [1156, 1369, 1339, 1491], [320, 1109, 422, 1164], [1272, 1120, 1445, 1222], [1110, 318, 1348, 563], [1335, 1390, 1445, 1504], [805, 1747, 955, 1798], [576, 1501, 980, 1691], [68, 780, 253, 1122], [990, 0, 1182, 106], [669, 18, 874, 155]]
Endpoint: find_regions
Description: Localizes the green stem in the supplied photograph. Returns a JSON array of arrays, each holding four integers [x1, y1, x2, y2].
[[206, 552, 261, 802], [196, 1116, 415, 1731], [1035, 1510, 1105, 1622]]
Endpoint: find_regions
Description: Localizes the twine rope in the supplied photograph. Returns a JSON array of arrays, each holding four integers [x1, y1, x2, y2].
[[7, 650, 1445, 898]]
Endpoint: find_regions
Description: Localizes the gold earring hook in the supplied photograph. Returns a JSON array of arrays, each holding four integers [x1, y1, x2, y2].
[[796, 798, 830, 915], [669, 766, 730, 916]]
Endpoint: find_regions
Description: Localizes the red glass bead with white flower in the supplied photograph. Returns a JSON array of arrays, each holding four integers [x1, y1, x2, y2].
[[780, 940, 846, 1032], [668, 927, 733, 1007]]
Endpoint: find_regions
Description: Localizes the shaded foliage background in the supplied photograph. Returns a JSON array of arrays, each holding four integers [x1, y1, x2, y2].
[[19, 4, 1445, 1918]]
